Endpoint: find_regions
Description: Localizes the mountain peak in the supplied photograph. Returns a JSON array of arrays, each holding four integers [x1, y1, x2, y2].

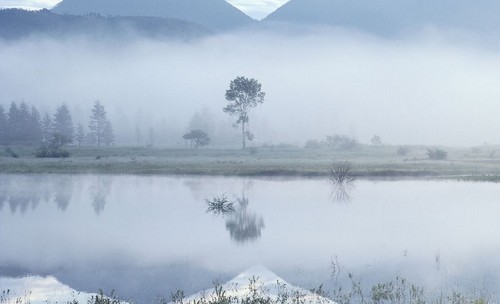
[[52, 0, 255, 31], [264, 0, 500, 36]]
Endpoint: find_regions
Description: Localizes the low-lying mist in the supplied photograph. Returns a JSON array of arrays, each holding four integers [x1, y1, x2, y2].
[[1, 26, 499, 147]]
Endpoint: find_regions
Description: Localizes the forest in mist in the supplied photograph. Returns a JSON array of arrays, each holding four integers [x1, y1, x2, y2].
[[1, 24, 500, 147]]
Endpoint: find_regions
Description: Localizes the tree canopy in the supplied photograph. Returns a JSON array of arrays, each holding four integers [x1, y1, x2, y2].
[[223, 76, 265, 149], [183, 129, 210, 149]]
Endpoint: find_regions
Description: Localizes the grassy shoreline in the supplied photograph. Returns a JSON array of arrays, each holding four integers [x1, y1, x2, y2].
[[0, 145, 499, 181]]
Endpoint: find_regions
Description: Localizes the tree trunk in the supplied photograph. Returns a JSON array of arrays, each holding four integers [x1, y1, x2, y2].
[[242, 122, 246, 149]]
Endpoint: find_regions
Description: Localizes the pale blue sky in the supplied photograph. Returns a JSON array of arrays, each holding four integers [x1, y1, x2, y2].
[[0, 0, 289, 19]]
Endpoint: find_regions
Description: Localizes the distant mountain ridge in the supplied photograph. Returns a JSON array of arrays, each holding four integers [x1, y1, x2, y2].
[[264, 0, 500, 35], [0, 9, 211, 40], [51, 0, 255, 31]]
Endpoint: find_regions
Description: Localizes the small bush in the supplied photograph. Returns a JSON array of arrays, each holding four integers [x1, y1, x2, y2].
[[396, 146, 410, 156], [330, 161, 356, 184], [5, 147, 19, 158], [304, 140, 324, 149], [35, 133, 70, 158], [35, 146, 70, 158], [326, 134, 359, 151], [427, 148, 448, 160]]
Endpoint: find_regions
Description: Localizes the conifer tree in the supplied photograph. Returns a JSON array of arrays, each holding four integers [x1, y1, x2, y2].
[[88, 101, 107, 147], [53, 104, 74, 143]]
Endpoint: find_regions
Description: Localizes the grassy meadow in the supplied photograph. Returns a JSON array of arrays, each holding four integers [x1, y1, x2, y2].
[[0, 144, 499, 179]]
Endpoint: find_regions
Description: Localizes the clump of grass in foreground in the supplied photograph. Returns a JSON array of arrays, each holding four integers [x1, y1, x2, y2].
[[1, 277, 494, 304], [329, 273, 492, 304]]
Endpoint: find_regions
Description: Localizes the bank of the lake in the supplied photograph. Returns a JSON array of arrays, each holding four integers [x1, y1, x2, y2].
[[0, 145, 499, 180]]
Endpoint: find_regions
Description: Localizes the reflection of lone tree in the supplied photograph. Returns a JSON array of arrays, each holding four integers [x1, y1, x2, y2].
[[225, 194, 265, 243], [183, 130, 210, 149], [224, 76, 265, 149]]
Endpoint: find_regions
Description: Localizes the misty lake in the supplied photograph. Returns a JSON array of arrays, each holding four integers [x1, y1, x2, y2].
[[0, 174, 499, 303]]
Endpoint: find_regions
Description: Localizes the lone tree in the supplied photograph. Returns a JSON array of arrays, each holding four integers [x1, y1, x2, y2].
[[224, 76, 265, 149], [183, 130, 210, 149]]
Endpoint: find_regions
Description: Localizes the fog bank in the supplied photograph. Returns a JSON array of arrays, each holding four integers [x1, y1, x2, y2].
[[1, 28, 499, 146]]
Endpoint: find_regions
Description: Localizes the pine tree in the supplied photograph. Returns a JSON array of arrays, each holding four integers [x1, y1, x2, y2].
[[0, 105, 6, 144], [7, 102, 20, 142], [53, 104, 74, 143], [75, 123, 86, 147], [103, 120, 114, 147], [18, 102, 33, 142], [42, 113, 52, 142], [88, 101, 107, 147], [29, 106, 42, 143]]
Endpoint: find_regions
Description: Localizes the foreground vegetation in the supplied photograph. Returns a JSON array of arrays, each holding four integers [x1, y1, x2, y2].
[[0, 144, 499, 180], [1, 273, 494, 304]]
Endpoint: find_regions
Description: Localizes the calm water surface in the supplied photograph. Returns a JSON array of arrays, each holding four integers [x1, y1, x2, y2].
[[0, 174, 499, 302]]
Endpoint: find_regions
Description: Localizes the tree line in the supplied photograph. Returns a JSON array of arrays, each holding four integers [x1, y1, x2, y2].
[[0, 100, 114, 147]]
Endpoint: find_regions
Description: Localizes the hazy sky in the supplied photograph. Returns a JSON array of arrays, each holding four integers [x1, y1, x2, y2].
[[0, 0, 289, 19]]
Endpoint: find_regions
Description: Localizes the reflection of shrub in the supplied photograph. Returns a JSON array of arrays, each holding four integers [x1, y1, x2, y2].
[[206, 195, 235, 216], [427, 148, 447, 160], [35, 133, 70, 158]]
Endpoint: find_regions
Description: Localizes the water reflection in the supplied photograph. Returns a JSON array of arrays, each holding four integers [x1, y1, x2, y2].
[[1, 175, 499, 302], [0, 175, 112, 214], [205, 194, 235, 216], [54, 179, 74, 211], [90, 176, 112, 214], [330, 182, 355, 203], [225, 193, 265, 243], [2, 176, 47, 214]]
